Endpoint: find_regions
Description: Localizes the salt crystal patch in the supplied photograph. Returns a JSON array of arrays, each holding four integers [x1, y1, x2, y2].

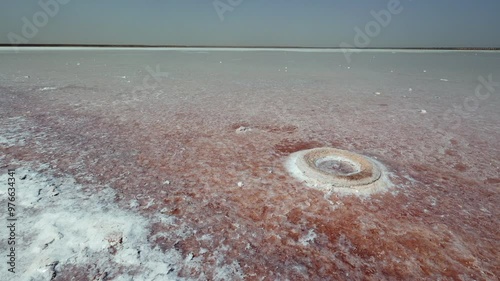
[[0, 168, 244, 280], [235, 126, 251, 133], [299, 230, 317, 246], [39, 87, 57, 91]]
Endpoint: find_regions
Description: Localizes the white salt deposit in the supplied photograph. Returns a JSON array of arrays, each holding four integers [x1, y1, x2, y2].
[[0, 167, 244, 280], [39, 87, 57, 91], [298, 229, 317, 246]]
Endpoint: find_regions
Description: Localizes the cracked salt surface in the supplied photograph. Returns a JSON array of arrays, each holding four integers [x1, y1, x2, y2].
[[0, 167, 244, 280]]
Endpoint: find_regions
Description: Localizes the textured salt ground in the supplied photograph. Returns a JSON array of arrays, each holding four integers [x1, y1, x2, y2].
[[0, 49, 499, 280], [0, 167, 206, 281]]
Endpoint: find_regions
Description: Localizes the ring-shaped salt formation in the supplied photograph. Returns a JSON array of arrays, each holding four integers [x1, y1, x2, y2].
[[285, 147, 391, 195]]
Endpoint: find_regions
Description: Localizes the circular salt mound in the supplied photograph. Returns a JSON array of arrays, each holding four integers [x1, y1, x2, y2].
[[285, 147, 391, 195]]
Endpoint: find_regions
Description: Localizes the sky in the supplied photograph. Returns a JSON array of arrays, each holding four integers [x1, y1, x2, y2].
[[1, 0, 499, 48]]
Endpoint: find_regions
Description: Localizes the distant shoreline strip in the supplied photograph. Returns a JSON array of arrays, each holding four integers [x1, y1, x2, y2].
[[0, 44, 499, 50]]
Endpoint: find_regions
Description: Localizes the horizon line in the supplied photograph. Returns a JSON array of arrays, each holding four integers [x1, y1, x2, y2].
[[0, 44, 499, 50]]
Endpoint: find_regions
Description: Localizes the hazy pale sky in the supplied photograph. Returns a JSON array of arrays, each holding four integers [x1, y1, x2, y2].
[[1, 0, 499, 47]]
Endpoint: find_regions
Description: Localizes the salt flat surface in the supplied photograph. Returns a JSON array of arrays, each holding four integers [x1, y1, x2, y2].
[[0, 49, 499, 280]]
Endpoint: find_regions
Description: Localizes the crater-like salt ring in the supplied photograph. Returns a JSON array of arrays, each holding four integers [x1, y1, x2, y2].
[[285, 147, 390, 194]]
